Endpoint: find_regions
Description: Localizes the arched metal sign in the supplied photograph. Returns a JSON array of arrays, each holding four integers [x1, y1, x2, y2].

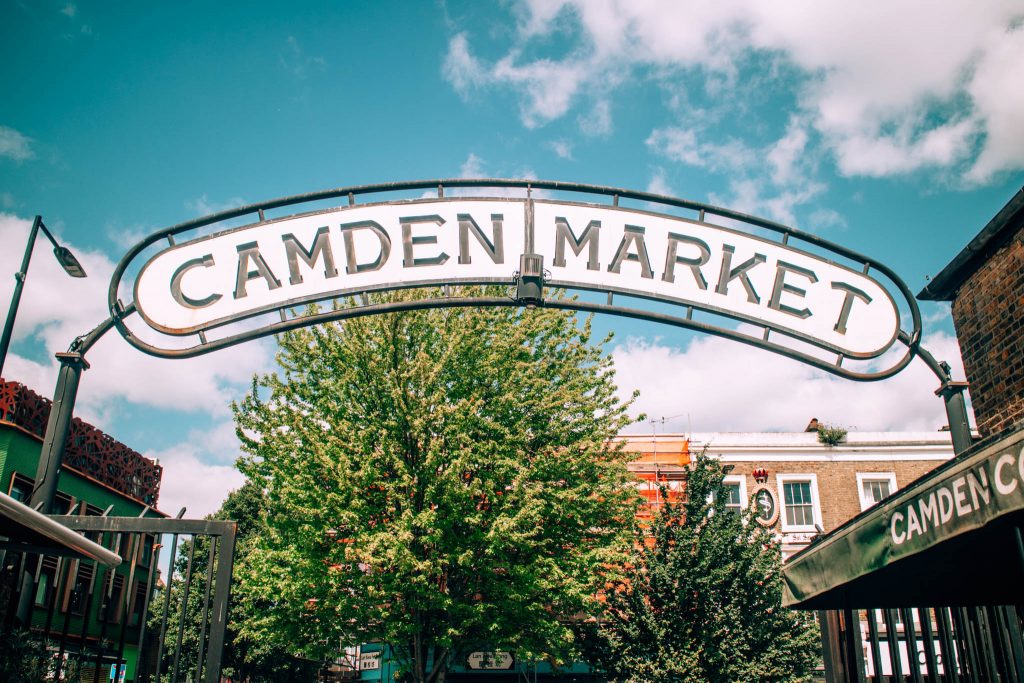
[[109, 179, 922, 381]]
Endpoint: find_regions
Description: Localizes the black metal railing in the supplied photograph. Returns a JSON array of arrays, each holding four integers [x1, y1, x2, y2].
[[819, 605, 1024, 682], [0, 514, 236, 683]]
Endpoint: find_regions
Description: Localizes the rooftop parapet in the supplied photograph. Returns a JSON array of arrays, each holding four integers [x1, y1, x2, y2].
[[0, 378, 162, 506]]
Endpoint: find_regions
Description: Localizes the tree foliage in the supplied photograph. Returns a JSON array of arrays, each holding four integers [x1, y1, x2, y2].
[[0, 629, 49, 683], [148, 480, 316, 682], [581, 452, 821, 683], [232, 289, 640, 683]]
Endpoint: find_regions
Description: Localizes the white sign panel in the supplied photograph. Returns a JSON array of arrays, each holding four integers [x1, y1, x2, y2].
[[534, 202, 898, 358], [135, 200, 525, 334], [132, 198, 900, 359], [466, 651, 514, 670], [359, 651, 381, 671]]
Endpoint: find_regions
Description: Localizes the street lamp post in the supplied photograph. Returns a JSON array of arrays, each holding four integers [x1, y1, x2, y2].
[[0, 215, 87, 379]]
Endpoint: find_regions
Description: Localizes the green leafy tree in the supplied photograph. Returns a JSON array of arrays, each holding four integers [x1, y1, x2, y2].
[[232, 289, 639, 683], [147, 480, 317, 682], [581, 451, 820, 683], [0, 629, 48, 683]]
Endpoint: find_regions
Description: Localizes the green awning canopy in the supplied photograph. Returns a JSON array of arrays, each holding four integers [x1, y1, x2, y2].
[[783, 426, 1024, 609]]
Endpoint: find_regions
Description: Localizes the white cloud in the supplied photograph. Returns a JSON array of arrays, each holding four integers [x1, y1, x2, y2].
[[766, 119, 810, 185], [492, 55, 590, 128], [459, 152, 487, 178], [60, 3, 76, 18], [279, 35, 325, 79], [578, 99, 612, 137], [186, 194, 248, 217], [104, 221, 156, 248], [965, 24, 1024, 182], [429, 154, 544, 199], [807, 208, 846, 231], [547, 139, 574, 160], [647, 117, 831, 228], [148, 426, 245, 518], [445, 1, 1024, 183], [443, 33, 487, 94], [0, 213, 274, 419], [646, 168, 672, 196], [829, 118, 977, 178], [646, 126, 757, 173], [0, 126, 34, 161], [613, 329, 972, 434]]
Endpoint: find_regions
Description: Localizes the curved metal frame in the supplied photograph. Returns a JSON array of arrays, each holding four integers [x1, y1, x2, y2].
[[106, 178, 923, 381], [15, 183, 974, 683]]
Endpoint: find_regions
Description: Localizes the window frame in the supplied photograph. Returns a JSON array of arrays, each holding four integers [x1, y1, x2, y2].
[[721, 474, 748, 513], [777, 473, 822, 533], [33, 569, 53, 607], [856, 472, 898, 511], [7, 473, 33, 503]]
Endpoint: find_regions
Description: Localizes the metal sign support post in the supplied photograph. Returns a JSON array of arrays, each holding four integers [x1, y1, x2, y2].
[[30, 352, 89, 514], [938, 380, 972, 455], [917, 345, 973, 456], [18, 321, 107, 626]]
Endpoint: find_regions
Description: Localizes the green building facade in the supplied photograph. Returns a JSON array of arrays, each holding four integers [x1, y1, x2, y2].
[[1, 378, 164, 681]]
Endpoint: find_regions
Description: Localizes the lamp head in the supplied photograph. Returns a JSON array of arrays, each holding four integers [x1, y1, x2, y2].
[[53, 246, 87, 278]]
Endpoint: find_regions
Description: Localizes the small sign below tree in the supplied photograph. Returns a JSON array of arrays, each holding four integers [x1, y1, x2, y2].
[[466, 652, 514, 670]]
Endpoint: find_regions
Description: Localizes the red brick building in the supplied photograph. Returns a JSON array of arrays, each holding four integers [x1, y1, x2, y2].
[[919, 187, 1024, 437], [619, 429, 954, 555]]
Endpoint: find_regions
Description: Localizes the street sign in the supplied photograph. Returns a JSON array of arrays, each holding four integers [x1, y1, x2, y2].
[[112, 179, 922, 381], [359, 651, 381, 671], [466, 651, 514, 670], [134, 198, 897, 358]]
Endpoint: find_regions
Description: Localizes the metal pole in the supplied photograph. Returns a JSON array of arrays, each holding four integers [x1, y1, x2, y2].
[[171, 538, 197, 682], [938, 380, 973, 456], [29, 352, 89, 514], [195, 537, 217, 683], [0, 215, 41, 378], [135, 541, 162, 683], [916, 347, 974, 456], [204, 524, 237, 683]]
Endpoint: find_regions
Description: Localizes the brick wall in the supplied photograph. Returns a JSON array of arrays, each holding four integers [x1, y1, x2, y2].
[[950, 221, 1024, 437], [723, 459, 947, 533]]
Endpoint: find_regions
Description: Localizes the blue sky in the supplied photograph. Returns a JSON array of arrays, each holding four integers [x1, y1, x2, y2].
[[2, 1, 1022, 516]]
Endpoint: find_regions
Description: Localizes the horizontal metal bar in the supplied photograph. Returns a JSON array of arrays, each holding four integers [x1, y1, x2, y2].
[[112, 294, 915, 382], [0, 542, 105, 560], [50, 515, 237, 536], [0, 491, 121, 567]]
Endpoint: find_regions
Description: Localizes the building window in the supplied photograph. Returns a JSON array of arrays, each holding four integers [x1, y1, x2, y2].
[[129, 581, 149, 627], [34, 571, 52, 607], [140, 534, 154, 567], [100, 575, 126, 623], [721, 475, 747, 514], [777, 474, 821, 532], [857, 472, 897, 511], [65, 562, 94, 615], [7, 473, 32, 503], [34, 557, 59, 607]]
